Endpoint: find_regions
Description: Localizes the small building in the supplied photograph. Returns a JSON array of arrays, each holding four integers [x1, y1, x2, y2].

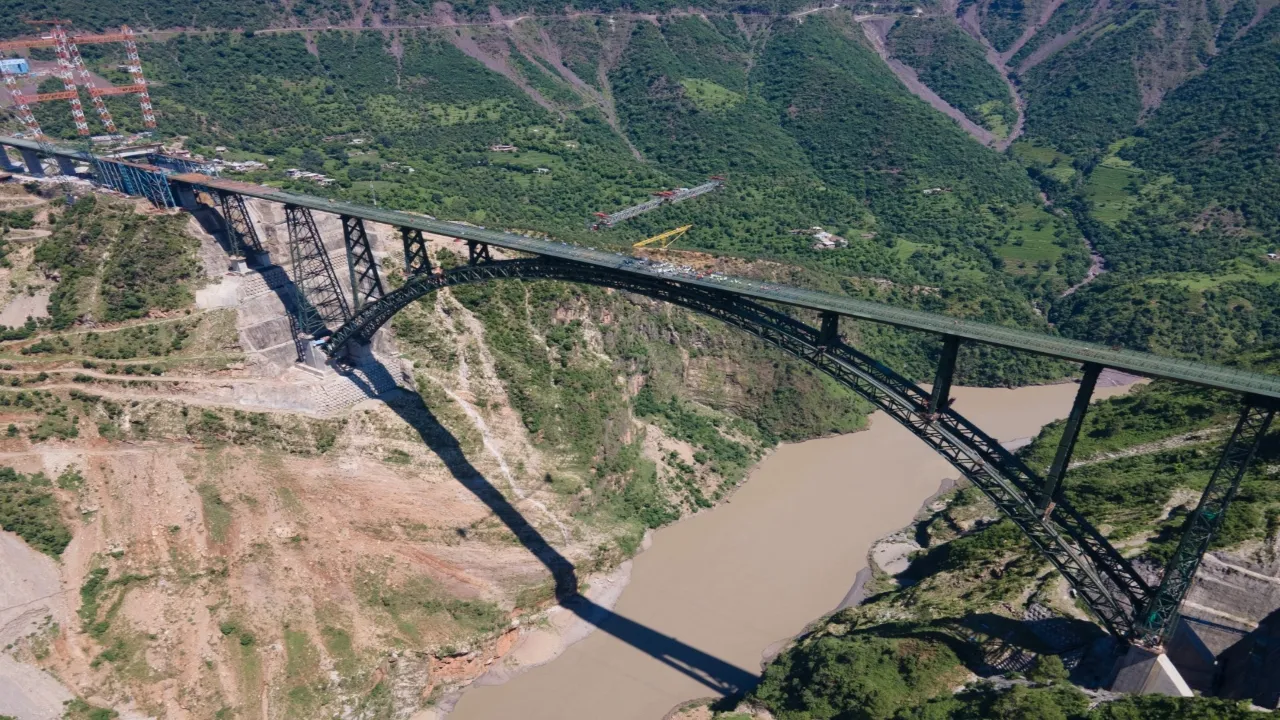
[[0, 58, 30, 76], [489, 144, 518, 153]]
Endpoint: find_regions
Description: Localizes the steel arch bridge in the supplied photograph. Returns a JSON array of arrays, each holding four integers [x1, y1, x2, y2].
[[5, 134, 1280, 649], [325, 257, 1270, 645]]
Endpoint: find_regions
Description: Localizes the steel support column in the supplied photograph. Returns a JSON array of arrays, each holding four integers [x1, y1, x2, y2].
[[133, 167, 175, 208], [468, 240, 493, 265], [285, 205, 351, 351], [341, 215, 384, 311], [1039, 363, 1103, 511], [816, 311, 839, 355], [928, 335, 961, 415], [401, 226, 431, 276], [219, 192, 264, 258], [1135, 398, 1276, 645]]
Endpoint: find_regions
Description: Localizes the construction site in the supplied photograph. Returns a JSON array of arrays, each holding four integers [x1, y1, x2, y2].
[[588, 177, 724, 229]]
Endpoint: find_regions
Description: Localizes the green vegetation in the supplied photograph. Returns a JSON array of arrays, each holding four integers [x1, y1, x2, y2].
[[1021, 11, 1152, 155], [62, 698, 120, 720], [356, 567, 507, 643], [888, 17, 1016, 134], [33, 196, 199, 329], [979, 0, 1033, 52], [754, 633, 966, 719], [0, 466, 71, 556], [1008, 0, 1096, 68], [197, 483, 233, 543]]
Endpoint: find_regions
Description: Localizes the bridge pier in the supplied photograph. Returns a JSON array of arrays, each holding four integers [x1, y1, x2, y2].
[[468, 240, 492, 265], [1111, 646, 1193, 696], [1039, 363, 1102, 512], [816, 311, 839, 355], [0, 147, 21, 173], [173, 182, 201, 212], [19, 149, 43, 176], [284, 205, 351, 361], [341, 215, 384, 310], [219, 192, 269, 268], [401, 227, 431, 276], [1135, 398, 1277, 644], [927, 335, 960, 415]]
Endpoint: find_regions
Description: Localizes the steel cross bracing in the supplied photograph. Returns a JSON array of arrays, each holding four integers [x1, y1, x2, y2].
[[284, 205, 350, 343], [341, 215, 384, 310], [218, 192, 263, 257], [324, 258, 1156, 636], [401, 227, 431, 276], [1135, 400, 1277, 644]]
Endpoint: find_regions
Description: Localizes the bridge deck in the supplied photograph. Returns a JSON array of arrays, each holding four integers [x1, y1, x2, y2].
[[164, 174, 1280, 400], [5, 133, 1277, 399]]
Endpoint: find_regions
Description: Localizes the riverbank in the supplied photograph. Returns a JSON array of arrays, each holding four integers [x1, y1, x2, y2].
[[444, 381, 1139, 720]]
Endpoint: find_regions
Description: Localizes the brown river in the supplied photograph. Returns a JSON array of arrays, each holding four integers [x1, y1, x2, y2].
[[447, 381, 1136, 720]]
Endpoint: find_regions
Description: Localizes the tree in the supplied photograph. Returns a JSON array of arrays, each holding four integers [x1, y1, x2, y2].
[[1028, 654, 1070, 684]]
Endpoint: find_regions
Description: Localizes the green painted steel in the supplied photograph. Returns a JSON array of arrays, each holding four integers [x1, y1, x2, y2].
[[7, 136, 1280, 399], [168, 174, 1280, 398]]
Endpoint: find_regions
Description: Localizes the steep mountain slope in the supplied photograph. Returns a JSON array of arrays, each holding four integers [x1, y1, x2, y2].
[[1046, 10, 1280, 357], [887, 16, 1018, 137]]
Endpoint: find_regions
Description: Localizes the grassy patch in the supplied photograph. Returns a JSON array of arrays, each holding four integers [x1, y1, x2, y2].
[[283, 626, 325, 716], [679, 77, 743, 111], [993, 203, 1069, 275], [197, 483, 233, 543], [356, 568, 507, 644], [1084, 164, 1143, 225]]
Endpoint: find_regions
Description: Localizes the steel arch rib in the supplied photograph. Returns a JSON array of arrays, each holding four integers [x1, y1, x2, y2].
[[327, 258, 1150, 637]]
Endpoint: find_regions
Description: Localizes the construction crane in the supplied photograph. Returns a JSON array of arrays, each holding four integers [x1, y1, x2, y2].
[[590, 177, 724, 229], [633, 225, 692, 250], [0, 21, 157, 138]]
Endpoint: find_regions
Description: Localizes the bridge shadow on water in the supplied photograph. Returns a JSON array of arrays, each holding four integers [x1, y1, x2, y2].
[[340, 360, 760, 697]]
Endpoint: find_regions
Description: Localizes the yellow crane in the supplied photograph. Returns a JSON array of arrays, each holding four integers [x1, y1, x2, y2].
[[633, 225, 692, 250]]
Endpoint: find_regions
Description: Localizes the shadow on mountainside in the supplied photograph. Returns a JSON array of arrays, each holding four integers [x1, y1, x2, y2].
[[341, 363, 759, 696]]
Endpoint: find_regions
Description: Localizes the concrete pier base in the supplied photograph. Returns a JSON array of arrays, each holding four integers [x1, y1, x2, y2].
[[229, 256, 249, 274], [300, 340, 328, 370], [342, 341, 375, 365], [1111, 646, 1194, 697]]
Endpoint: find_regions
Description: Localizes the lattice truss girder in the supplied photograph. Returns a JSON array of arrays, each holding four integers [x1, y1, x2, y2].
[[341, 215, 384, 311], [401, 227, 431, 276], [285, 205, 350, 340], [2, 68, 41, 136], [219, 192, 263, 257]]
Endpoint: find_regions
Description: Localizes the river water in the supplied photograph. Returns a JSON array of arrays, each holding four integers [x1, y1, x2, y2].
[[448, 381, 1136, 720]]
